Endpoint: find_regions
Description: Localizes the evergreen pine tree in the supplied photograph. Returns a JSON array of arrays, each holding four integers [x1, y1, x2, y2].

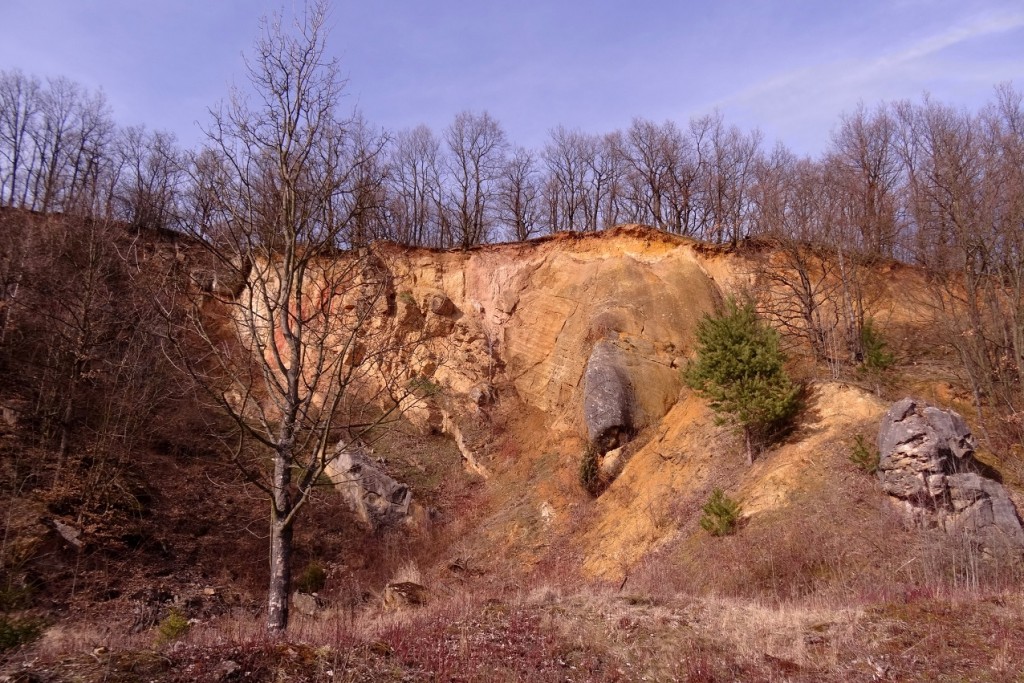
[[699, 488, 742, 536], [686, 298, 800, 464]]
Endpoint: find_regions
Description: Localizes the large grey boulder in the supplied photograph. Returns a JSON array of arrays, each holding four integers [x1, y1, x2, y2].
[[324, 442, 413, 531], [583, 341, 634, 453], [877, 398, 1024, 551]]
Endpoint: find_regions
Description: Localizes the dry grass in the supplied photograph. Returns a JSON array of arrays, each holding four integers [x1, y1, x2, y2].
[[5, 388, 1022, 682], [7, 552, 1024, 682], [532, 588, 864, 680], [389, 561, 424, 586]]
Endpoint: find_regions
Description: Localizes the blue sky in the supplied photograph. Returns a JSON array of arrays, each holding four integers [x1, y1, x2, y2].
[[1, 0, 1021, 155]]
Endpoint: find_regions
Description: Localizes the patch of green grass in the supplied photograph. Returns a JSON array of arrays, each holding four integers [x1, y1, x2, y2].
[[407, 376, 441, 398]]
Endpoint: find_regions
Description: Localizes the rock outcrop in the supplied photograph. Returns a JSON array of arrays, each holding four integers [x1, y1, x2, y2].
[[583, 340, 635, 452], [291, 591, 324, 616], [877, 398, 1024, 551], [325, 442, 413, 530], [382, 581, 429, 609]]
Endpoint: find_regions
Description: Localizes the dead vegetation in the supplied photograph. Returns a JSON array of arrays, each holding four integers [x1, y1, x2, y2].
[[6, 579, 1024, 682]]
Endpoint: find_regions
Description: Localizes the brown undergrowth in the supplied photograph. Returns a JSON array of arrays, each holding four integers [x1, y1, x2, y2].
[[7, 580, 1024, 682]]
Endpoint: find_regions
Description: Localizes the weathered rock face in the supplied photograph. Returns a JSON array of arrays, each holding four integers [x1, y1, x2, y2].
[[877, 398, 1024, 551], [384, 227, 720, 439], [583, 341, 634, 452], [877, 398, 977, 500], [324, 442, 413, 531]]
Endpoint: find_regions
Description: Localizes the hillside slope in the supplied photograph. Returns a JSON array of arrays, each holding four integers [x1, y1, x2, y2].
[[2, 216, 1023, 681], [355, 226, 984, 582]]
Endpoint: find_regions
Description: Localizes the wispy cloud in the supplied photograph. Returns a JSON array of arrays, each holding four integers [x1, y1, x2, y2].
[[712, 8, 1024, 152], [853, 10, 1024, 80], [724, 10, 1024, 110]]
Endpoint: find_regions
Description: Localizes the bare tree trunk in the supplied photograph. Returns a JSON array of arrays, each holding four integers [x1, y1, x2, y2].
[[0, 280, 19, 344], [267, 513, 292, 632], [56, 386, 74, 464], [836, 246, 863, 363], [267, 452, 293, 632]]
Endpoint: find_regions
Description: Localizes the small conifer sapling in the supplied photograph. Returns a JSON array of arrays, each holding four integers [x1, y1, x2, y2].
[[686, 299, 800, 464]]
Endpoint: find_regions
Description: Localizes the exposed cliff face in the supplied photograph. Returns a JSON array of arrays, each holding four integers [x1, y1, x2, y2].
[[220, 223, 1020, 580], [384, 226, 721, 439], [340, 230, 837, 575]]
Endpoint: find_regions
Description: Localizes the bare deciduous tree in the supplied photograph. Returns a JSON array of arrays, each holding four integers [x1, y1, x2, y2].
[[892, 89, 1024, 447], [693, 112, 763, 245], [621, 118, 691, 231], [386, 125, 444, 247], [0, 70, 41, 207], [752, 149, 842, 367], [340, 114, 390, 247], [444, 110, 506, 248], [543, 125, 592, 232], [830, 103, 903, 259], [174, 2, 423, 632], [497, 145, 540, 241], [114, 126, 184, 231]]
